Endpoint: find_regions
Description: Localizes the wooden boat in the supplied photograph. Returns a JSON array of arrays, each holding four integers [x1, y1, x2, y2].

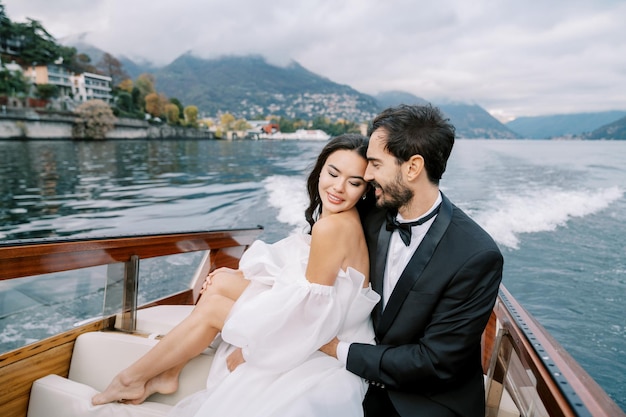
[[0, 228, 623, 417]]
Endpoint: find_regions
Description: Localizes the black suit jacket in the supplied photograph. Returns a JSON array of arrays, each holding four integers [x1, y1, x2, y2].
[[347, 193, 503, 417]]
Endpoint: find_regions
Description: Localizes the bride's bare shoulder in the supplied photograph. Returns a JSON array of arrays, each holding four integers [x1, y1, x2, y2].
[[311, 212, 363, 248]]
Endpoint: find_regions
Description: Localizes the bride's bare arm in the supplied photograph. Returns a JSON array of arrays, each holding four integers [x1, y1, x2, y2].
[[305, 215, 347, 286]]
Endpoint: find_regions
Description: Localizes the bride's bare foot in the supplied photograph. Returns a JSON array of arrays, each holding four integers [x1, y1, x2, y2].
[[91, 372, 147, 405], [123, 370, 180, 405]]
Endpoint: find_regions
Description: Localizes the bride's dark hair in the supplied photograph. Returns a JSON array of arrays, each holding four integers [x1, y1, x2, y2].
[[304, 133, 375, 232]]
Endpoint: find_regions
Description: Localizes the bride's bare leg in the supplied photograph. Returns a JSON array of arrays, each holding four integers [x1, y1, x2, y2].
[[92, 271, 248, 405], [122, 358, 186, 404], [131, 271, 251, 403]]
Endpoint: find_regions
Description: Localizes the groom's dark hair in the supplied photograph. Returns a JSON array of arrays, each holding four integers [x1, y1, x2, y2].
[[368, 104, 455, 185]]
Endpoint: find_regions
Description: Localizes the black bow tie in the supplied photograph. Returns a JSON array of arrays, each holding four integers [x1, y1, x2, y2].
[[386, 203, 442, 246]]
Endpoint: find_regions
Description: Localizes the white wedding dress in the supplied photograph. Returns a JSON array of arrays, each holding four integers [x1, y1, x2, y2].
[[169, 232, 380, 417]]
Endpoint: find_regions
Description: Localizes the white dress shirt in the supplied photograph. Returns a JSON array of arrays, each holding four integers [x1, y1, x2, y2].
[[336, 192, 442, 364]]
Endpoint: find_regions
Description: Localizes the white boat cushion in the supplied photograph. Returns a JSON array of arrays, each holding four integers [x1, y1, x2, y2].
[[28, 331, 215, 417], [115, 305, 195, 336], [28, 375, 171, 417], [69, 331, 214, 405]]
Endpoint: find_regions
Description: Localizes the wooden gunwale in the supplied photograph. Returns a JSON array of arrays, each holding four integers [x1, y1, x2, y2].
[[0, 227, 263, 281], [492, 285, 625, 417]]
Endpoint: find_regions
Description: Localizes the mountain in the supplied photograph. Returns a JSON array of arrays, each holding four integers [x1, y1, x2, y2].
[[583, 116, 626, 140], [56, 39, 540, 137], [438, 103, 520, 139], [117, 56, 157, 80], [375, 92, 520, 139], [60, 33, 156, 79], [375, 91, 429, 108], [153, 53, 380, 121], [59, 33, 107, 67], [506, 111, 626, 139]]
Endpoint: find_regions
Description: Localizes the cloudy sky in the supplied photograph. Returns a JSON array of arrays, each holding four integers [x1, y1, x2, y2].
[[4, 0, 625, 121]]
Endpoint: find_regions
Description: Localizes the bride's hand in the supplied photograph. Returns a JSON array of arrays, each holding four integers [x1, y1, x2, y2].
[[226, 348, 245, 372], [201, 268, 242, 293]]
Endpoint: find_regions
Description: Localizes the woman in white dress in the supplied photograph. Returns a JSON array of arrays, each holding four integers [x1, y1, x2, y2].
[[92, 134, 379, 416]]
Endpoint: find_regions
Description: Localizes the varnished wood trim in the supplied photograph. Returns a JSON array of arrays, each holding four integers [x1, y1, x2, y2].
[[494, 285, 625, 417], [0, 228, 262, 281], [481, 311, 497, 374]]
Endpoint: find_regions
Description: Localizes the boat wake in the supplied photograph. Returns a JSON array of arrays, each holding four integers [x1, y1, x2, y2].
[[264, 176, 308, 231], [264, 176, 624, 252], [473, 186, 623, 250]]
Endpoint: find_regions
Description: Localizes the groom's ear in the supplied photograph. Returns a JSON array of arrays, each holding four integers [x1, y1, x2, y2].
[[405, 155, 424, 182]]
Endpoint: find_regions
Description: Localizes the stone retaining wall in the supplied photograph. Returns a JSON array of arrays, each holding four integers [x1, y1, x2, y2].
[[0, 111, 214, 140]]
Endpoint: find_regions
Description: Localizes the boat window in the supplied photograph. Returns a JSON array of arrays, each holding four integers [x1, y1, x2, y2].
[[0, 265, 108, 354], [0, 251, 205, 354], [486, 329, 550, 417], [137, 252, 205, 305]]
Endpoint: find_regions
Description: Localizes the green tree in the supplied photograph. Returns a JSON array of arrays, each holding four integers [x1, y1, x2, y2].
[[232, 119, 251, 131], [278, 116, 295, 133], [135, 73, 155, 95], [113, 91, 144, 119], [134, 73, 155, 111], [220, 113, 235, 130], [311, 116, 330, 132], [310, 116, 360, 136], [184, 105, 199, 127], [0, 68, 29, 96], [0, 3, 12, 44], [58, 46, 97, 74], [131, 86, 143, 111], [118, 79, 133, 93], [169, 97, 184, 118], [34, 83, 59, 100], [11, 19, 61, 65], [115, 91, 134, 112], [73, 99, 117, 139], [165, 103, 180, 125]]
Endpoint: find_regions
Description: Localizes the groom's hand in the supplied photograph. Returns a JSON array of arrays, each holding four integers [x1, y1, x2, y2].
[[320, 337, 339, 358], [226, 347, 246, 371]]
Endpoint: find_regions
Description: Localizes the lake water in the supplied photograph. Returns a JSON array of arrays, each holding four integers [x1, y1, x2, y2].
[[0, 138, 624, 410]]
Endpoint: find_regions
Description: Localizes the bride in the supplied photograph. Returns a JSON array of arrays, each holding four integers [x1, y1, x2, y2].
[[92, 133, 380, 416]]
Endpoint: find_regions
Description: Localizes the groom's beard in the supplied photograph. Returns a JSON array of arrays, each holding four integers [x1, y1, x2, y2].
[[372, 172, 413, 211]]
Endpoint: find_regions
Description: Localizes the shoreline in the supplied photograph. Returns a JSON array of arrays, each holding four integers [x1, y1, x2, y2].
[[0, 111, 215, 140]]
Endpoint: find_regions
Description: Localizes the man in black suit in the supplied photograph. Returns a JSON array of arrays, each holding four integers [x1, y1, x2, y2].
[[321, 104, 503, 417]]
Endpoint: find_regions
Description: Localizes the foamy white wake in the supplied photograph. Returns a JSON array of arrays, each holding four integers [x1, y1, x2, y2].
[[265, 176, 624, 251], [264, 176, 309, 231], [474, 186, 623, 250]]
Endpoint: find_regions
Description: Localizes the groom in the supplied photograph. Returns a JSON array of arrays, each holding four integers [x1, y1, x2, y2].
[[321, 104, 503, 417]]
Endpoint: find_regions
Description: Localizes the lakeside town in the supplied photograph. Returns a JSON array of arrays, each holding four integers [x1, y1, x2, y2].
[[0, 54, 340, 141], [0, 3, 359, 140]]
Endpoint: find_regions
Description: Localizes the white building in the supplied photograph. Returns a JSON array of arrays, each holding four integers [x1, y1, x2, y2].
[[260, 129, 330, 141], [23, 64, 113, 103], [71, 72, 113, 103]]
